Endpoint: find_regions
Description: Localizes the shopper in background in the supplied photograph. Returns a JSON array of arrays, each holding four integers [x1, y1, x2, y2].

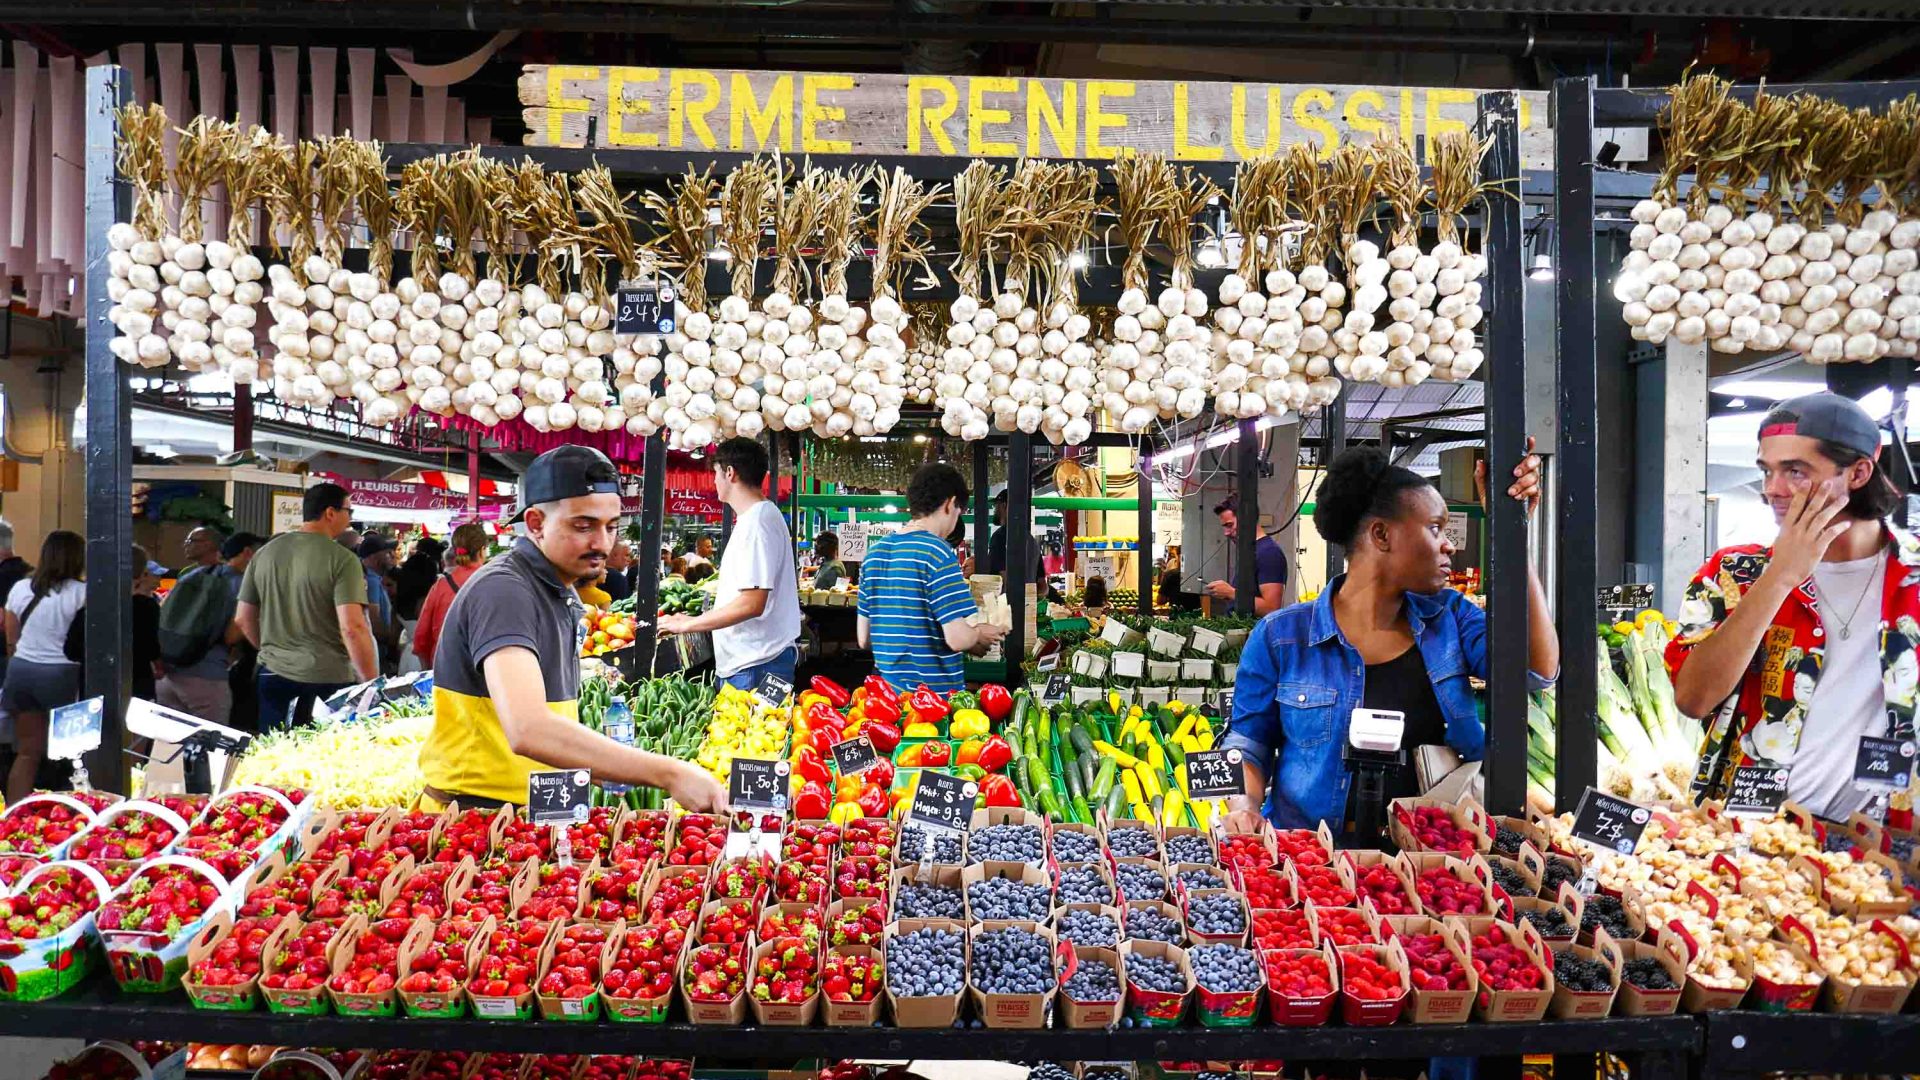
[[220, 533, 264, 730], [392, 536, 445, 625], [2, 530, 85, 802], [657, 438, 802, 691], [981, 489, 1046, 587], [412, 522, 491, 672], [357, 532, 402, 675], [337, 527, 362, 554], [237, 483, 377, 732], [1667, 392, 1920, 824], [1160, 545, 1201, 613], [858, 463, 1005, 694], [681, 535, 716, 574], [812, 532, 846, 589], [157, 527, 251, 725], [602, 542, 636, 604], [1223, 443, 1557, 835], [1207, 495, 1289, 617], [0, 519, 28, 694], [130, 547, 163, 702]]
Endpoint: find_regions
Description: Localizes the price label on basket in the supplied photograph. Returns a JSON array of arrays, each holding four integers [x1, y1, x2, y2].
[[1725, 765, 1792, 817], [728, 756, 790, 814], [526, 769, 592, 825], [1853, 736, 1915, 792], [830, 735, 880, 777], [1209, 689, 1234, 722], [614, 282, 675, 336], [1568, 786, 1651, 855], [1184, 748, 1245, 800], [754, 672, 795, 710], [907, 770, 977, 836], [1041, 671, 1071, 705]]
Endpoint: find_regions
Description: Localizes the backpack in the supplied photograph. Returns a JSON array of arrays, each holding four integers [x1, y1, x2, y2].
[[157, 567, 232, 668]]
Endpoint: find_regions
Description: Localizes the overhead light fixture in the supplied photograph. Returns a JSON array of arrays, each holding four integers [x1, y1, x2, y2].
[[1528, 255, 1554, 282], [912, 434, 928, 443]]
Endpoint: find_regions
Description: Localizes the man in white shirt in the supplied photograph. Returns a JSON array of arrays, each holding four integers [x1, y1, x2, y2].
[[657, 438, 801, 691]]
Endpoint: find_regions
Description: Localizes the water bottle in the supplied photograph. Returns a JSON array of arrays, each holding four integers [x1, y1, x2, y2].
[[602, 700, 635, 796]]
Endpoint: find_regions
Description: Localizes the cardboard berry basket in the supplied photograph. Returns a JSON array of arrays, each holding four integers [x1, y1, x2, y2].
[[680, 938, 750, 1025], [1334, 941, 1410, 1026], [98, 853, 239, 993], [887, 863, 964, 923], [1110, 856, 1170, 906], [1192, 944, 1263, 1027], [1742, 916, 1824, 1013], [1159, 825, 1218, 867], [884, 916, 968, 1028], [326, 913, 404, 1018], [1454, 916, 1555, 1022], [966, 920, 1056, 1029], [1388, 795, 1492, 857], [1260, 943, 1337, 1026], [1119, 938, 1193, 1028], [1487, 815, 1551, 861], [1341, 850, 1420, 917], [1402, 852, 1500, 923], [708, 852, 774, 911], [1265, 824, 1333, 868], [518, 859, 599, 923], [1793, 852, 1915, 920], [1127, 898, 1189, 944], [1548, 933, 1623, 1019], [1486, 843, 1547, 903], [970, 805, 1050, 837], [430, 802, 514, 864], [1596, 925, 1685, 1017], [260, 916, 352, 1015], [312, 852, 416, 923], [639, 864, 708, 932], [1049, 821, 1102, 865], [10, 792, 111, 861], [1508, 896, 1578, 947], [821, 943, 885, 1027], [54, 797, 192, 865], [48, 1041, 188, 1080], [182, 910, 257, 1011], [1798, 915, 1917, 1014], [1311, 904, 1383, 949], [258, 1048, 371, 1080], [445, 859, 535, 923], [185, 784, 317, 872], [1101, 817, 1164, 862], [1055, 859, 1118, 910], [397, 913, 491, 1019], [1377, 917, 1477, 1024], [961, 861, 1055, 922], [296, 808, 398, 862], [467, 918, 560, 1021], [535, 919, 613, 1022], [600, 918, 683, 1025], [0, 859, 113, 1001], [747, 934, 823, 1026], [1058, 940, 1125, 1029]]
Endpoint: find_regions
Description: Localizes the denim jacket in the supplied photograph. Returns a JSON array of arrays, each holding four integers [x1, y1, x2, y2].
[[1220, 575, 1555, 830]]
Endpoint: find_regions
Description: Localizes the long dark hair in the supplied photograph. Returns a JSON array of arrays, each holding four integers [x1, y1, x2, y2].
[[30, 531, 84, 596]]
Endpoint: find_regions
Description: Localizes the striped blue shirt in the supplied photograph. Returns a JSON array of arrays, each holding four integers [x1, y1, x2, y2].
[[857, 528, 979, 694]]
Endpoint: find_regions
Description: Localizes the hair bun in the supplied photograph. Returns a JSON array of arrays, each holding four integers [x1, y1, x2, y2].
[[1312, 446, 1427, 549]]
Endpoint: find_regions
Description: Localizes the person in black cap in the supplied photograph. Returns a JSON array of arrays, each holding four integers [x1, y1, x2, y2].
[[1668, 391, 1920, 821], [357, 532, 401, 674], [417, 444, 727, 812]]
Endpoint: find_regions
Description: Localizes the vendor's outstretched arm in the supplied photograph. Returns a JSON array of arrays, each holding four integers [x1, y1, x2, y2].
[[483, 646, 728, 810]]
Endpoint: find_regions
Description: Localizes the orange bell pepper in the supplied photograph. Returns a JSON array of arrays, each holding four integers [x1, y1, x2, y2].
[[835, 775, 863, 803], [957, 737, 986, 767]]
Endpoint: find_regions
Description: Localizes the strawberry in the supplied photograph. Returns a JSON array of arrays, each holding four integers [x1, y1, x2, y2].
[[710, 856, 771, 903], [327, 917, 411, 994], [433, 810, 495, 864], [416, 1053, 471, 1080], [308, 810, 385, 864], [750, 933, 819, 1003], [583, 860, 648, 923], [582, 1057, 636, 1080], [775, 859, 830, 905], [97, 864, 221, 939], [536, 922, 608, 998], [759, 906, 824, 951], [682, 941, 747, 1002], [781, 823, 840, 869], [0, 855, 39, 891], [384, 811, 440, 861], [261, 920, 345, 991], [634, 1061, 692, 1080], [65, 809, 183, 864], [667, 814, 723, 867], [644, 867, 706, 928], [0, 865, 102, 956], [367, 1051, 427, 1080], [0, 800, 87, 856], [187, 914, 283, 988], [468, 1054, 523, 1080], [839, 818, 894, 862], [399, 917, 477, 994], [833, 856, 887, 901], [611, 811, 669, 864], [822, 950, 881, 1001], [828, 902, 885, 947], [698, 899, 754, 946], [602, 919, 684, 1000], [470, 919, 550, 998], [451, 863, 521, 920], [527, 1056, 581, 1080], [519, 863, 585, 922], [383, 863, 458, 920]]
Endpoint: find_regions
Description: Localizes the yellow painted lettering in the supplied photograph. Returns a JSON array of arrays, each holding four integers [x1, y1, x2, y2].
[[1085, 81, 1135, 159], [802, 74, 853, 153], [907, 77, 959, 155], [968, 77, 1018, 157], [1400, 89, 1415, 143], [1173, 83, 1223, 161], [1026, 80, 1077, 156], [1343, 89, 1387, 142], [1292, 87, 1337, 159], [1229, 85, 1282, 158], [729, 73, 793, 152], [1425, 89, 1477, 161], [607, 67, 660, 148], [543, 65, 600, 147], [1517, 94, 1533, 133], [667, 69, 721, 150]]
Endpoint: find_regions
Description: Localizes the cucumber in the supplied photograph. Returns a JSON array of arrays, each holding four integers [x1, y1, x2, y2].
[[1038, 706, 1053, 749], [1069, 725, 1096, 758], [1077, 753, 1096, 796], [1091, 758, 1118, 801], [1070, 795, 1094, 825], [1009, 692, 1031, 738], [1104, 782, 1129, 821]]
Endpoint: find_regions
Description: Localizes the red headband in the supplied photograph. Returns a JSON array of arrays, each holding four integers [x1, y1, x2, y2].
[[1759, 421, 1799, 439]]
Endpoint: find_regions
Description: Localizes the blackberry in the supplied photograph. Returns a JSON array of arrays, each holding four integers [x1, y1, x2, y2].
[[1551, 949, 1613, 992], [1621, 956, 1678, 991]]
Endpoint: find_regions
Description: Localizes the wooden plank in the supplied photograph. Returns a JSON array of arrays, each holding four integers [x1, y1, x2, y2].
[[519, 65, 1551, 168]]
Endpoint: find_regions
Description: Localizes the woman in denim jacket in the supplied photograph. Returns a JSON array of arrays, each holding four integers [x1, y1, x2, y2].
[[1222, 443, 1559, 839]]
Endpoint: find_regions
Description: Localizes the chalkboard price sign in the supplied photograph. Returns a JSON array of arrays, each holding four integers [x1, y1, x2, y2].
[[1724, 765, 1792, 817], [614, 284, 675, 336], [1185, 748, 1245, 800], [1853, 736, 1916, 792], [831, 735, 881, 777], [755, 672, 795, 710], [907, 770, 977, 835], [1567, 787, 1651, 855], [527, 769, 593, 825], [1041, 672, 1071, 705], [1209, 690, 1235, 722], [729, 756, 790, 814]]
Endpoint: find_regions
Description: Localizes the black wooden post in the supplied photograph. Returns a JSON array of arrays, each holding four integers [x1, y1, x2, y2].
[[972, 441, 990, 563], [1137, 452, 1153, 620], [83, 64, 133, 792], [633, 375, 668, 674], [1006, 433, 1032, 678], [1323, 386, 1348, 582], [1234, 419, 1257, 617]]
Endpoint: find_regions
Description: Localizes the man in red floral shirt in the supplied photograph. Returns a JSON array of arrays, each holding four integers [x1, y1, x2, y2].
[[1666, 392, 1920, 826]]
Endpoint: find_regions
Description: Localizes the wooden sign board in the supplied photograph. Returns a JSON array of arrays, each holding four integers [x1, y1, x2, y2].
[[521, 66, 1550, 169]]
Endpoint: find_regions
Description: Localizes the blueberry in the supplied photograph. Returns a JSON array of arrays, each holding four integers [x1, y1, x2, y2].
[[1166, 834, 1215, 866], [1083, 1068, 1127, 1080], [1052, 831, 1102, 863], [886, 927, 966, 997], [1028, 1065, 1075, 1080], [1175, 866, 1226, 893], [1124, 906, 1182, 943], [1490, 862, 1536, 898], [969, 824, 1045, 866], [1107, 827, 1160, 860], [1058, 908, 1120, 948], [1126, 953, 1186, 994], [1551, 949, 1613, 993], [1185, 893, 1247, 937], [1621, 956, 1678, 991], [966, 876, 1053, 922], [1057, 866, 1114, 906], [969, 926, 1056, 994], [1189, 943, 1261, 992], [1061, 957, 1121, 1002], [896, 882, 966, 920], [1114, 862, 1167, 902], [900, 825, 964, 865]]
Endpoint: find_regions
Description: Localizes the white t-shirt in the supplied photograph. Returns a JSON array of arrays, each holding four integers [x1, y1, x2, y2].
[[712, 501, 801, 677], [1792, 551, 1889, 820], [6, 579, 84, 666]]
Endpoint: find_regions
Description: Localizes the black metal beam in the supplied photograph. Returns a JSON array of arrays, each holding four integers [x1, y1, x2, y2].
[[1137, 452, 1154, 620], [972, 442, 991, 567], [1006, 433, 1033, 683], [1480, 90, 1530, 818], [632, 368, 669, 675], [1323, 385, 1349, 582], [1553, 76, 1600, 814], [1235, 418, 1257, 618], [82, 63, 132, 794]]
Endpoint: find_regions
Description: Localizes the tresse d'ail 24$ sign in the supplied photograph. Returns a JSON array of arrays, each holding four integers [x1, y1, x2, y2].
[[521, 66, 1549, 168]]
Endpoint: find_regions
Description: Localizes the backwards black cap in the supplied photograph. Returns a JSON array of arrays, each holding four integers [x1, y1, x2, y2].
[[512, 444, 622, 523]]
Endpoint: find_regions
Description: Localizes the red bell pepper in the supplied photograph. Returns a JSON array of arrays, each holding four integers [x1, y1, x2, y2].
[[865, 758, 896, 790], [861, 720, 902, 755], [978, 684, 1014, 721], [807, 700, 845, 735], [810, 676, 852, 709], [979, 774, 1021, 808], [856, 783, 890, 819], [793, 747, 833, 788], [861, 692, 901, 726], [793, 782, 831, 821], [910, 685, 948, 722], [863, 675, 900, 710], [973, 734, 1014, 773], [808, 726, 840, 760], [918, 741, 952, 767]]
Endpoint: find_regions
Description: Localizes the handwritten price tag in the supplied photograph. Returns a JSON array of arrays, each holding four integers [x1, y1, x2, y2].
[[614, 283, 675, 336], [1041, 672, 1071, 705], [1854, 736, 1916, 792], [831, 736, 880, 777], [754, 672, 795, 710], [728, 756, 790, 814], [1568, 787, 1651, 855], [1724, 766, 1791, 817], [907, 770, 976, 835], [1184, 748, 1245, 800], [527, 769, 592, 825]]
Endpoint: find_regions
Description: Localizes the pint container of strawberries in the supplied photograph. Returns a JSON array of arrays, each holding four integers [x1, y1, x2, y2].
[[97, 854, 236, 993], [0, 859, 112, 1001]]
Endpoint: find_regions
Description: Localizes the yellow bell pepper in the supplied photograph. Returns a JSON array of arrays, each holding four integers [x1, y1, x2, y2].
[[949, 708, 990, 740], [903, 721, 941, 739], [829, 801, 865, 826], [797, 691, 832, 714], [836, 775, 864, 802]]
